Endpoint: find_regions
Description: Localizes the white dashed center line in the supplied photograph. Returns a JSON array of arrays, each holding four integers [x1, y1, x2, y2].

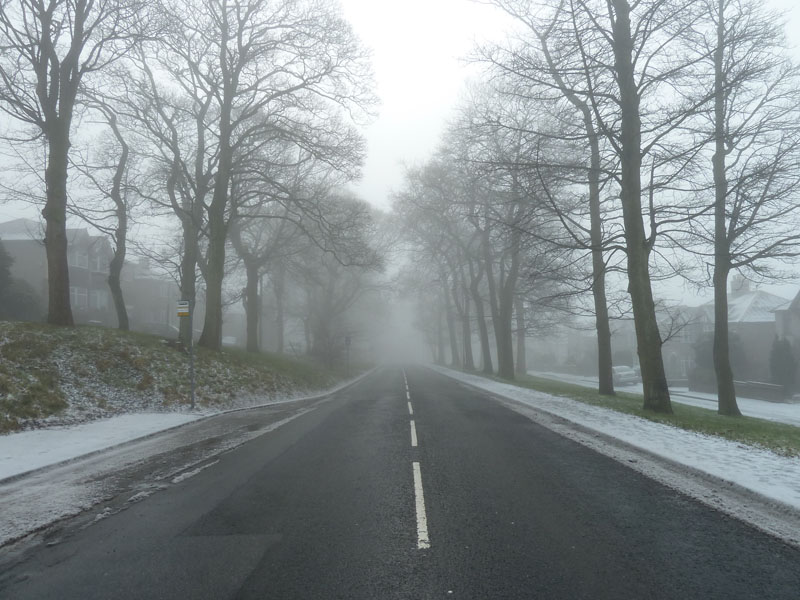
[[408, 401, 414, 416], [410, 420, 418, 447], [412, 461, 431, 549]]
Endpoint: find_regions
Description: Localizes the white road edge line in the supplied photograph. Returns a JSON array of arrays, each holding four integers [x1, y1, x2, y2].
[[408, 402, 414, 416], [410, 420, 418, 447], [412, 461, 431, 549]]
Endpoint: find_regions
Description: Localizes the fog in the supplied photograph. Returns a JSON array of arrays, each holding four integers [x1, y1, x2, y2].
[[1, 0, 800, 415]]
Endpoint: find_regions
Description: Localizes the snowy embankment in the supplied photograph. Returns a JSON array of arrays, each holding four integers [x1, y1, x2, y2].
[[0, 413, 201, 481], [433, 366, 800, 512], [530, 369, 800, 427], [0, 370, 372, 484]]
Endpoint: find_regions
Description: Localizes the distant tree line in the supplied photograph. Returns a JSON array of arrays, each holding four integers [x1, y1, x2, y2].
[[394, 0, 800, 416], [0, 0, 384, 365]]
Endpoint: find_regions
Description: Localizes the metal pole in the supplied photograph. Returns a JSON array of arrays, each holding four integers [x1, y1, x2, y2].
[[189, 310, 196, 409]]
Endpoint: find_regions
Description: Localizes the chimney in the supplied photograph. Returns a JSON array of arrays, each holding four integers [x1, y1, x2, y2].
[[730, 274, 750, 296]]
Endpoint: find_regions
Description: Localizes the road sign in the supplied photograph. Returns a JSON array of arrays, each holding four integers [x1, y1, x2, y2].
[[177, 300, 190, 317]]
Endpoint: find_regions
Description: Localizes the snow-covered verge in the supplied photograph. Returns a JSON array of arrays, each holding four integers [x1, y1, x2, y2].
[[0, 321, 351, 433], [0, 413, 201, 481], [530, 370, 800, 427], [0, 371, 371, 547], [432, 366, 800, 517], [0, 367, 373, 484]]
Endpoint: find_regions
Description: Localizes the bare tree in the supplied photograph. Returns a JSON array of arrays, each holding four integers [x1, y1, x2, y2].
[[551, 0, 711, 413], [148, 0, 374, 351], [0, 0, 149, 325], [686, 0, 800, 415], [477, 0, 621, 394], [286, 196, 384, 365], [70, 99, 142, 330]]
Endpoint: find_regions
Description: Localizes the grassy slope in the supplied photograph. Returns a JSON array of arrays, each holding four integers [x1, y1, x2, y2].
[[494, 373, 800, 458], [0, 321, 354, 434]]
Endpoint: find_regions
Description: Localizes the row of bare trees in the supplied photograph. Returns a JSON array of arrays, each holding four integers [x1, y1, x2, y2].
[[0, 0, 383, 357], [396, 0, 800, 416]]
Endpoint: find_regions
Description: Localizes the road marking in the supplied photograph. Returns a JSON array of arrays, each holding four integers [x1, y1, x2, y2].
[[412, 461, 431, 549], [410, 420, 418, 446], [406, 390, 410, 400], [408, 402, 414, 415]]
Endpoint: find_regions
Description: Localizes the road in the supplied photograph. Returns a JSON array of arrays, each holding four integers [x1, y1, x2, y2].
[[2, 367, 799, 599]]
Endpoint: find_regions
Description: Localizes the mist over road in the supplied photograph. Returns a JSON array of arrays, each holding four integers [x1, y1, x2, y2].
[[2, 368, 798, 599]]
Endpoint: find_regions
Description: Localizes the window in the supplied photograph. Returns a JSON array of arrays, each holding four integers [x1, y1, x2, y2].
[[70, 287, 88, 309], [91, 254, 107, 273], [69, 250, 89, 269], [89, 289, 109, 310]]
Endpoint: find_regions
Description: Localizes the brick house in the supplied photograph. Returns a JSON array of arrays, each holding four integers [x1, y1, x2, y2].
[[0, 218, 181, 335]]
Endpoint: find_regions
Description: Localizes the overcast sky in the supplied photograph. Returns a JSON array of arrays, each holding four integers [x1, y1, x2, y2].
[[340, 0, 800, 213], [338, 0, 512, 210]]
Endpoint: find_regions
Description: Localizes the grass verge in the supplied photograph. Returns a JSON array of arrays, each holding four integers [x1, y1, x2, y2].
[[503, 374, 800, 458], [0, 320, 366, 434]]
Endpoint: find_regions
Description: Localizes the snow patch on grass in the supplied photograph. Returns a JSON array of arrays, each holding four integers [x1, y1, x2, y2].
[[0, 413, 201, 480]]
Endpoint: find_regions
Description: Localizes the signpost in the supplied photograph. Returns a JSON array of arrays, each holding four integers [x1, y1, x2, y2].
[[345, 334, 351, 376], [177, 300, 195, 409]]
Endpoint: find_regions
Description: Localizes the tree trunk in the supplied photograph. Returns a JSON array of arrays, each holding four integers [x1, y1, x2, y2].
[[436, 304, 445, 365], [515, 296, 526, 375], [107, 113, 130, 331], [496, 282, 516, 380], [461, 283, 475, 371], [712, 261, 739, 415], [442, 281, 461, 368], [586, 119, 614, 395], [43, 126, 74, 326], [484, 224, 512, 377], [537, 26, 614, 394], [198, 89, 234, 351], [108, 247, 128, 331], [450, 262, 475, 371], [469, 259, 493, 374], [273, 263, 286, 353], [244, 261, 259, 353], [179, 220, 198, 347], [610, 0, 671, 413], [712, 0, 740, 416], [496, 229, 520, 381], [198, 149, 230, 351]]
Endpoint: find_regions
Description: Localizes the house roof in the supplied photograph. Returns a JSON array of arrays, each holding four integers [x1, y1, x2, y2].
[[698, 290, 790, 324], [0, 218, 43, 241], [0, 218, 107, 247]]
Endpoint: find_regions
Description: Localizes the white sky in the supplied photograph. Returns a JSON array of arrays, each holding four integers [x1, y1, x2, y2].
[[2, 0, 800, 301], [338, 0, 513, 210], [340, 0, 800, 213]]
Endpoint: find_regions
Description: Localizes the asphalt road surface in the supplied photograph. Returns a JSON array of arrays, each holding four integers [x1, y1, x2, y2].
[[2, 367, 799, 599]]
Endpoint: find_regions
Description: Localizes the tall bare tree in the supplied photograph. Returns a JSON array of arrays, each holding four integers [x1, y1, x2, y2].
[[688, 0, 800, 415], [0, 0, 148, 325], [478, 0, 620, 394], [70, 100, 139, 330], [151, 0, 374, 351]]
